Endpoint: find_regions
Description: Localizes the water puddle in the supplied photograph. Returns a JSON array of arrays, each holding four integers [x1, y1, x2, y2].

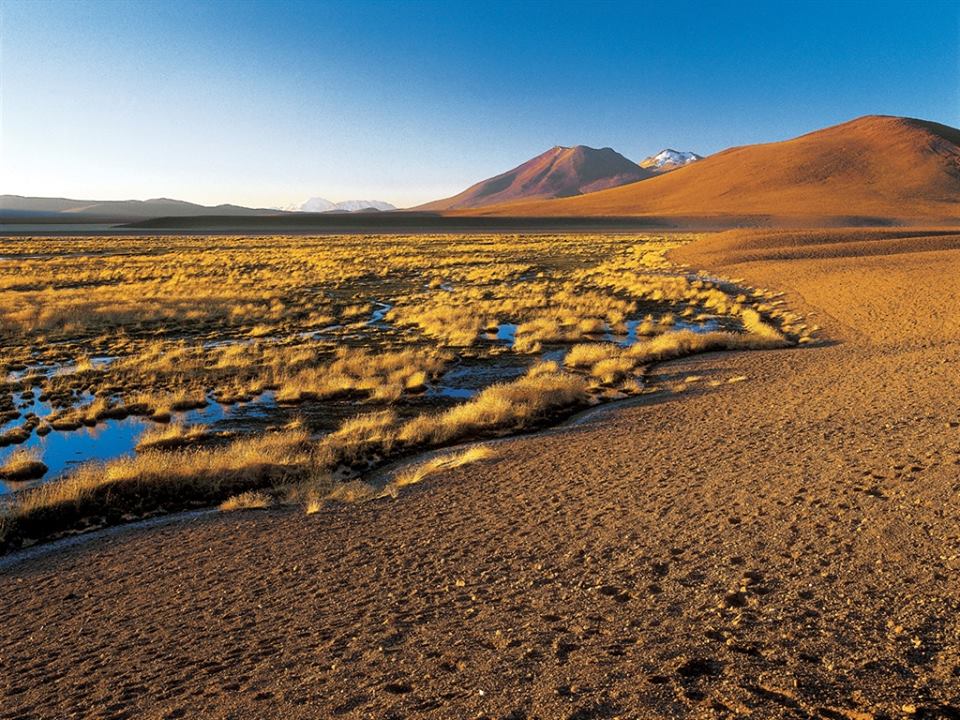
[[0, 390, 283, 493], [0, 303, 734, 496], [481, 323, 517, 345], [428, 357, 530, 400], [604, 317, 723, 346], [368, 301, 392, 326]]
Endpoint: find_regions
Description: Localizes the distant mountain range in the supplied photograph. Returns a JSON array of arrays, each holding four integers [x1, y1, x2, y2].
[[0, 195, 396, 224], [277, 197, 396, 213], [0, 196, 280, 223], [5, 114, 958, 228], [452, 116, 960, 222]]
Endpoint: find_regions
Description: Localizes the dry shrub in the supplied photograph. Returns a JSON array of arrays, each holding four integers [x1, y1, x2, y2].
[[627, 328, 788, 365], [0, 429, 310, 547], [219, 491, 272, 511], [398, 370, 588, 445], [388, 445, 496, 491], [136, 423, 208, 451], [0, 447, 48, 482]]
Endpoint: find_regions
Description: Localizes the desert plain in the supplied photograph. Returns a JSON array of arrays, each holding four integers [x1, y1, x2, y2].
[[0, 226, 958, 719]]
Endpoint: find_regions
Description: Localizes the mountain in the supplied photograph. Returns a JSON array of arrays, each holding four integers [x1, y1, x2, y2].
[[332, 199, 396, 212], [0, 195, 281, 223], [639, 149, 703, 172], [278, 197, 397, 213], [454, 116, 960, 222], [280, 197, 336, 212], [418, 145, 653, 211]]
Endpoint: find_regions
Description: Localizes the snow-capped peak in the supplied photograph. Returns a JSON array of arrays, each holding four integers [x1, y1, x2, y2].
[[276, 197, 397, 213], [640, 149, 703, 170], [331, 199, 397, 212]]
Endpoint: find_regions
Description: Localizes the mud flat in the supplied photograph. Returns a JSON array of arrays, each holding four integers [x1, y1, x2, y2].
[[2, 228, 959, 718]]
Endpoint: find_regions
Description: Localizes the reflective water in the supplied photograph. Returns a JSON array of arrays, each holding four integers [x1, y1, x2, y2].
[[0, 391, 280, 493], [605, 317, 723, 346], [0, 307, 726, 493]]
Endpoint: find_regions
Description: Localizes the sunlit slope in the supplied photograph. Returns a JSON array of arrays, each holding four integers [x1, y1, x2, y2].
[[417, 145, 652, 210], [457, 116, 960, 221]]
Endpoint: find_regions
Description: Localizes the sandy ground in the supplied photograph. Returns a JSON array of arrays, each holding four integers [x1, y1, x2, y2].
[[2, 229, 960, 719]]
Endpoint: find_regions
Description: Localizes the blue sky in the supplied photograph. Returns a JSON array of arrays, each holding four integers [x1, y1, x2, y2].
[[1, 0, 957, 208]]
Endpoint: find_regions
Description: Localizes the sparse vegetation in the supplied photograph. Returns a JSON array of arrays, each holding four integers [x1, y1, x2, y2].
[[136, 423, 209, 452], [219, 490, 273, 512], [397, 370, 590, 445], [386, 445, 497, 493], [0, 448, 48, 482], [0, 232, 813, 550]]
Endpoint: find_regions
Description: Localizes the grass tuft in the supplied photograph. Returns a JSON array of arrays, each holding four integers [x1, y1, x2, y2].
[[136, 423, 208, 451], [0, 448, 48, 482], [388, 445, 496, 491], [219, 490, 272, 512]]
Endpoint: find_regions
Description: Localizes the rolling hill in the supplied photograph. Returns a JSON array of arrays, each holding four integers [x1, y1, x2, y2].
[[455, 116, 960, 223], [417, 145, 652, 211], [0, 196, 283, 223]]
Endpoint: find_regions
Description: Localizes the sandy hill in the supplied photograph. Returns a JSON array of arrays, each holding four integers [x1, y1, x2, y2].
[[457, 116, 960, 223], [417, 145, 652, 210]]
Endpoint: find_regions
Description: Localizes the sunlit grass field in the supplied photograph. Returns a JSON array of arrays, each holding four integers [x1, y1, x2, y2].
[[0, 233, 815, 548]]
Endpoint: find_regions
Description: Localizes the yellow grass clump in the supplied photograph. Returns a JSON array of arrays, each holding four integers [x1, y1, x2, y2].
[[564, 343, 622, 369], [219, 491, 273, 512], [0, 429, 310, 547], [387, 445, 496, 492], [627, 328, 788, 365], [136, 423, 209, 451], [398, 370, 589, 445], [0, 447, 48, 482]]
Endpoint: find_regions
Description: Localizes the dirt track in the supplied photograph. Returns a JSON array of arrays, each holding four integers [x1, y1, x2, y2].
[[2, 229, 960, 719]]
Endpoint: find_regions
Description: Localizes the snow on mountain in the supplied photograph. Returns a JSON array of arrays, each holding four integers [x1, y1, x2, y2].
[[639, 149, 703, 171], [331, 199, 397, 212], [278, 197, 396, 212]]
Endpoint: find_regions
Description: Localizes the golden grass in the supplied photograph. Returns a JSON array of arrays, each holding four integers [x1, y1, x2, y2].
[[136, 423, 209, 451], [314, 409, 399, 467], [219, 491, 273, 512], [564, 343, 622, 369], [304, 493, 324, 515], [325, 480, 379, 503], [591, 356, 637, 385], [0, 429, 310, 546], [387, 445, 496, 492], [0, 447, 48, 481], [398, 370, 589, 445], [0, 232, 811, 549], [626, 328, 789, 365], [276, 347, 448, 404]]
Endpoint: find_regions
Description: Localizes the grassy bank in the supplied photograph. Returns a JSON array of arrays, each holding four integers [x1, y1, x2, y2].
[[0, 322, 792, 551]]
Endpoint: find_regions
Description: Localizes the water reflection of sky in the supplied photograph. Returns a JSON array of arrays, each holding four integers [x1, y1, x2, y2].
[[1, 307, 726, 493], [0, 391, 279, 494]]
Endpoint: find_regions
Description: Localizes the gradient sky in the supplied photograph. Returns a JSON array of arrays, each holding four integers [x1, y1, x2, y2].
[[1, 0, 958, 208]]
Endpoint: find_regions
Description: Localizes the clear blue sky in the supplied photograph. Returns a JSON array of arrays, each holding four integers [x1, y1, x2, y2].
[[1, 0, 957, 208]]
